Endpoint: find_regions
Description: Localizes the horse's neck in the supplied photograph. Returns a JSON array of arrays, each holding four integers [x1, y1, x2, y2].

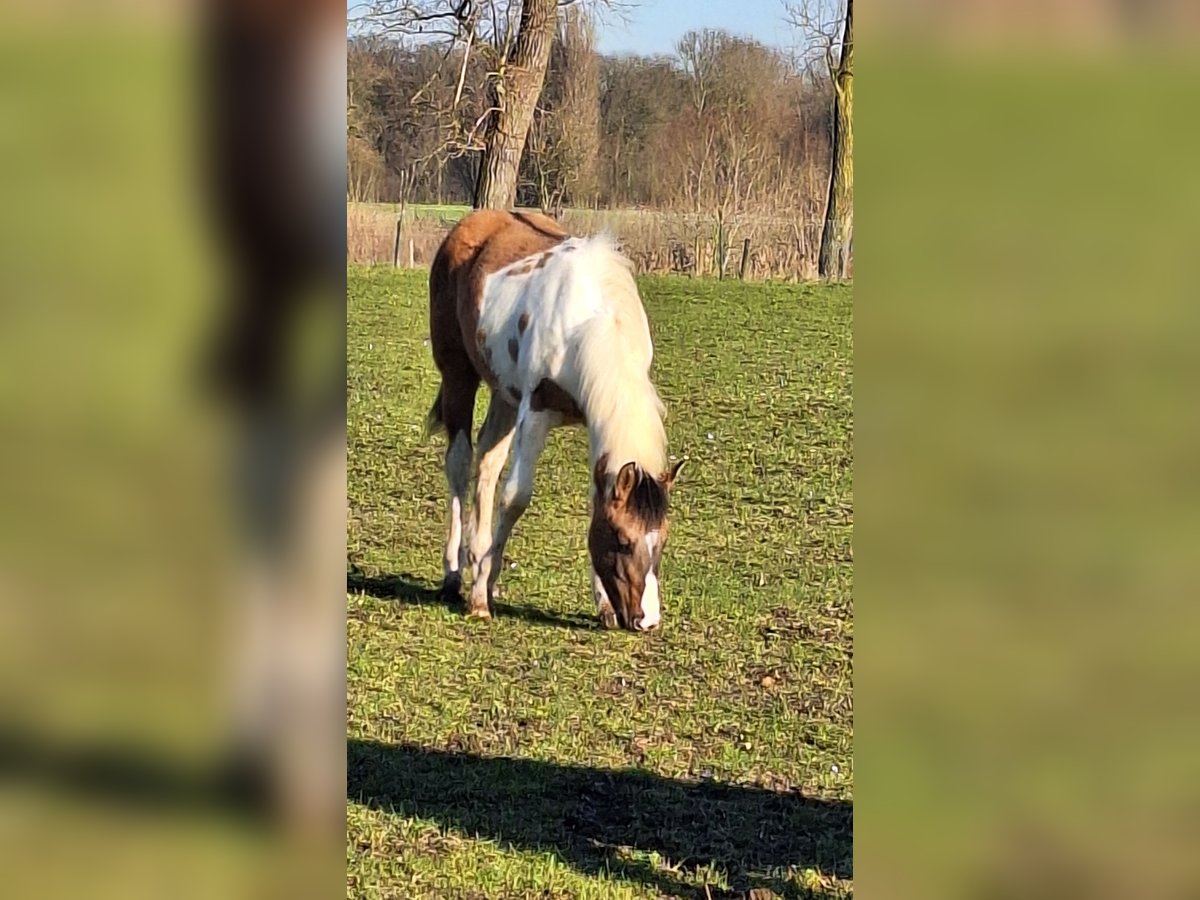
[[585, 382, 666, 477], [567, 260, 665, 476]]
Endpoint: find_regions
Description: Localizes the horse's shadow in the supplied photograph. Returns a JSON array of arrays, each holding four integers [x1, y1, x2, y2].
[[347, 738, 853, 898], [346, 568, 598, 631]]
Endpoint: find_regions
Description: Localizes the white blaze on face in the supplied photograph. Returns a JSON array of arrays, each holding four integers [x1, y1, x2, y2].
[[638, 532, 661, 630]]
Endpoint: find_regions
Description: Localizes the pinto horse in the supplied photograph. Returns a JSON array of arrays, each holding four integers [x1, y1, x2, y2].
[[426, 209, 685, 631]]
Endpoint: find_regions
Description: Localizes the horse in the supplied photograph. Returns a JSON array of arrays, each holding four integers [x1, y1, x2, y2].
[[425, 209, 685, 631]]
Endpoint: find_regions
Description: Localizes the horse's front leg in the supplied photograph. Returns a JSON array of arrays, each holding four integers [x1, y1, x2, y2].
[[592, 566, 618, 629], [467, 408, 552, 617]]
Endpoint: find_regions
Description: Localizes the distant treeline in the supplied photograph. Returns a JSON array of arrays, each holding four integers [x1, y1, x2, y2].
[[348, 17, 833, 220]]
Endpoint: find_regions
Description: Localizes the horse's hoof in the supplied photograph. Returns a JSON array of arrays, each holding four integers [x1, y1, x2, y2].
[[598, 609, 618, 630], [465, 603, 492, 620]]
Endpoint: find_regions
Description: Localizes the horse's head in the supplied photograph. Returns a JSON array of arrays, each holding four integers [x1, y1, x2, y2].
[[588, 457, 686, 632]]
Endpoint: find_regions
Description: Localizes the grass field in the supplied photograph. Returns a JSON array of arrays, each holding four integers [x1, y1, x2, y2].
[[347, 268, 854, 899], [364, 202, 473, 220]]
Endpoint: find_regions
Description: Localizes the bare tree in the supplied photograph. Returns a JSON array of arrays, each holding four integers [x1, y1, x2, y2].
[[348, 16, 835, 276], [673, 33, 792, 221], [474, 0, 559, 207], [364, 0, 619, 210], [598, 53, 685, 206], [786, 0, 852, 278], [523, 7, 600, 212], [348, 36, 474, 201], [346, 41, 385, 201]]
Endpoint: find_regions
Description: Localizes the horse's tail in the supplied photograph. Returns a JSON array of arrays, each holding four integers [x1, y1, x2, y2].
[[424, 384, 445, 438]]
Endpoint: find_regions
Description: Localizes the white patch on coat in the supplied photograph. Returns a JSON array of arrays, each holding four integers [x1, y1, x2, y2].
[[444, 431, 471, 577], [445, 495, 463, 579], [478, 235, 666, 476]]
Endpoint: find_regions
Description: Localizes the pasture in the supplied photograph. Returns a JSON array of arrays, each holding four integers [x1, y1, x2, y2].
[[347, 268, 853, 898]]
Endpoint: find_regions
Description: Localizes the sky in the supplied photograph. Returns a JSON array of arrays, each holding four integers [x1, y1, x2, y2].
[[592, 0, 796, 57], [348, 1, 806, 58]]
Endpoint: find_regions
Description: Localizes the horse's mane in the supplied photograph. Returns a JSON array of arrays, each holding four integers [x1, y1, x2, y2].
[[573, 233, 667, 476], [627, 466, 669, 527]]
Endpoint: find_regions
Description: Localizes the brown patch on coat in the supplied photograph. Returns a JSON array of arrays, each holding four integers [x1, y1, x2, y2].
[[533, 252, 553, 269], [508, 337, 520, 363], [530, 378, 584, 424], [428, 209, 571, 398], [510, 263, 534, 276], [517, 312, 530, 334]]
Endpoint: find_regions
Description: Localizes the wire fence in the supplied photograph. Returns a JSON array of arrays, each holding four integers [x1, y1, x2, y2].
[[347, 203, 849, 281]]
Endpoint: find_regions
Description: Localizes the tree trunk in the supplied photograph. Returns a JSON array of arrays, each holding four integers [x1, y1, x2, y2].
[[474, 0, 559, 209], [819, 0, 853, 279]]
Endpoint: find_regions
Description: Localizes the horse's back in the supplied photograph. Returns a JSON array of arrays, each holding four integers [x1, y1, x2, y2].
[[429, 209, 568, 385], [432, 210, 566, 296]]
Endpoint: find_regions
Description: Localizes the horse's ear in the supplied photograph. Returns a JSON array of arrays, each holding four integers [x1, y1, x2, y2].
[[661, 458, 687, 492], [613, 461, 640, 504], [593, 454, 612, 498]]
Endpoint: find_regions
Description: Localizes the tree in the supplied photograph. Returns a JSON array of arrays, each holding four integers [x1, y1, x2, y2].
[[821, 0, 852, 278], [346, 16, 835, 254], [522, 7, 600, 212], [473, 0, 559, 208], [598, 53, 684, 205], [675, 31, 791, 217], [364, 0, 580, 210], [786, 0, 853, 278]]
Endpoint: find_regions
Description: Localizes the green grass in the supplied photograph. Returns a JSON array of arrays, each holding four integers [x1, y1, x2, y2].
[[359, 202, 471, 222], [347, 268, 853, 899]]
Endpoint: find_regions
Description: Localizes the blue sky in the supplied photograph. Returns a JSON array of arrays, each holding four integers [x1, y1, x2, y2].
[[348, 1, 804, 57], [593, 0, 795, 56]]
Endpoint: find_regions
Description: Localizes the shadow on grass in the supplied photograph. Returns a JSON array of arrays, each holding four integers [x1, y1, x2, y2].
[[347, 738, 852, 899], [347, 569, 599, 631], [0, 727, 272, 826]]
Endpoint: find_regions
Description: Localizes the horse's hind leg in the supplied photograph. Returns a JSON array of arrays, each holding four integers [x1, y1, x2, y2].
[[466, 395, 517, 615], [438, 374, 478, 601]]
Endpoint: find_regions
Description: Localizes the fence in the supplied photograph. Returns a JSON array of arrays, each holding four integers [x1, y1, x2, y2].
[[348, 203, 848, 281]]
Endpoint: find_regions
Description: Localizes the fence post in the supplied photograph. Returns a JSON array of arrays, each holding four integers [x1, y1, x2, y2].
[[393, 219, 402, 268], [408, 238, 415, 268], [739, 238, 751, 280], [716, 221, 726, 279]]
